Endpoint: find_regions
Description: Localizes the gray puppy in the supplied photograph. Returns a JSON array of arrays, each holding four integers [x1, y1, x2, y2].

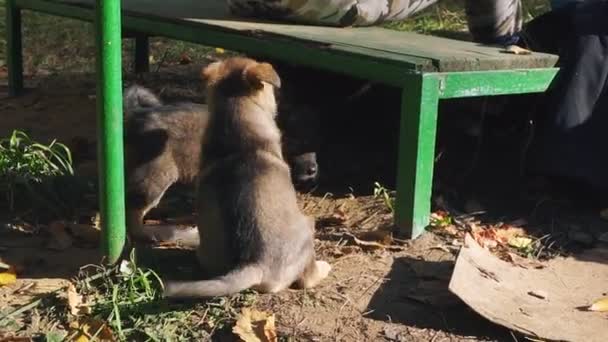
[[123, 84, 320, 242], [123, 86, 208, 242], [163, 57, 331, 298]]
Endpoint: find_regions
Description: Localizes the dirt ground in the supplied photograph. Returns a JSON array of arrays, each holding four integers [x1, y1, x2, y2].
[[1, 62, 608, 341]]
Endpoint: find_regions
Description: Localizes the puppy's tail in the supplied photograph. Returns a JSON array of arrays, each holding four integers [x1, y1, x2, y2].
[[163, 264, 264, 299], [123, 85, 162, 117]]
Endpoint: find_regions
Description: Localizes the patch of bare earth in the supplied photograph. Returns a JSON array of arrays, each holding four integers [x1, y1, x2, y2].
[[251, 194, 509, 341]]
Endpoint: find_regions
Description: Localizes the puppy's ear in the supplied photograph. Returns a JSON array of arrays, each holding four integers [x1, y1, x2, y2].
[[243, 62, 281, 90], [201, 61, 221, 86]]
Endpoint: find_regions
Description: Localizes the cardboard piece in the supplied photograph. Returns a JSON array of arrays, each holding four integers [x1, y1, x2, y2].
[[449, 234, 608, 342]]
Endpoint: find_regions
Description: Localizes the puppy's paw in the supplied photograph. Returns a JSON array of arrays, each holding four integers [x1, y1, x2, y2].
[[315, 260, 331, 280]]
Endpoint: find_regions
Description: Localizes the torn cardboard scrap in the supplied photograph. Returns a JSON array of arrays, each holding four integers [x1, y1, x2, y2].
[[449, 234, 608, 342]]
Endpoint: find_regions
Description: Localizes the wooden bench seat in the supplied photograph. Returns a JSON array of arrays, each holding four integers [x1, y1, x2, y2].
[[6, 0, 559, 252]]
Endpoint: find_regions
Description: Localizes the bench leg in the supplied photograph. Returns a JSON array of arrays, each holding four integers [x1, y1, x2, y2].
[[394, 74, 440, 239], [95, 0, 126, 264], [134, 34, 149, 74], [6, 0, 24, 96]]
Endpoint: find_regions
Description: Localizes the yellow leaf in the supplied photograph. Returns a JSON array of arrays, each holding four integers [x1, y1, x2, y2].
[[494, 226, 527, 244], [233, 308, 277, 342], [502, 45, 532, 55], [73, 333, 89, 342], [215, 47, 225, 54], [69, 318, 115, 341], [67, 283, 83, 316], [0, 266, 17, 286], [263, 314, 277, 342], [508, 236, 533, 249], [589, 297, 608, 312]]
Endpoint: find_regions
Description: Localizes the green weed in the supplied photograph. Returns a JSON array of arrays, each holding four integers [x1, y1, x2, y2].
[[373, 182, 395, 213], [0, 130, 73, 213], [71, 250, 257, 341]]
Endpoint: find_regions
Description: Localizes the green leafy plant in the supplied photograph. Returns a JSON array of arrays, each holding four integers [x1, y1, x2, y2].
[[0, 130, 73, 212], [72, 250, 257, 341], [373, 182, 395, 213]]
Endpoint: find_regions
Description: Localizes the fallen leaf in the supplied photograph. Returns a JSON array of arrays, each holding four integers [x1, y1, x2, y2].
[[507, 236, 533, 249], [502, 45, 532, 55], [494, 226, 527, 245], [589, 297, 608, 312], [67, 283, 83, 316], [471, 224, 531, 250], [233, 308, 277, 342], [215, 47, 225, 54], [69, 318, 115, 341], [430, 210, 449, 221], [46, 221, 73, 251], [262, 315, 277, 342], [0, 266, 17, 286], [179, 53, 192, 65], [470, 224, 498, 249]]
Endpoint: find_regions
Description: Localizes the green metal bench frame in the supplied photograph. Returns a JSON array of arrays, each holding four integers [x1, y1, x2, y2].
[[5, 0, 559, 264]]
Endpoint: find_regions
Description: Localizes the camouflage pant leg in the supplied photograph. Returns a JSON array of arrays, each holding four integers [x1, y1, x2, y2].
[[384, 0, 524, 43], [464, 0, 523, 44], [227, 0, 524, 44]]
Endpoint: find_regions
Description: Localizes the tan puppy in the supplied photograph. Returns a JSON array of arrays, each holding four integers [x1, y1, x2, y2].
[[163, 57, 331, 298]]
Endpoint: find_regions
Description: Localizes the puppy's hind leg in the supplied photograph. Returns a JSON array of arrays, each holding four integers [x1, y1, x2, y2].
[[294, 216, 330, 289]]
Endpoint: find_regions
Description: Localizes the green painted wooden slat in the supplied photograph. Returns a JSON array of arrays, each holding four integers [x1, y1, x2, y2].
[[394, 74, 440, 238], [438, 68, 559, 98], [15, 0, 420, 85]]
